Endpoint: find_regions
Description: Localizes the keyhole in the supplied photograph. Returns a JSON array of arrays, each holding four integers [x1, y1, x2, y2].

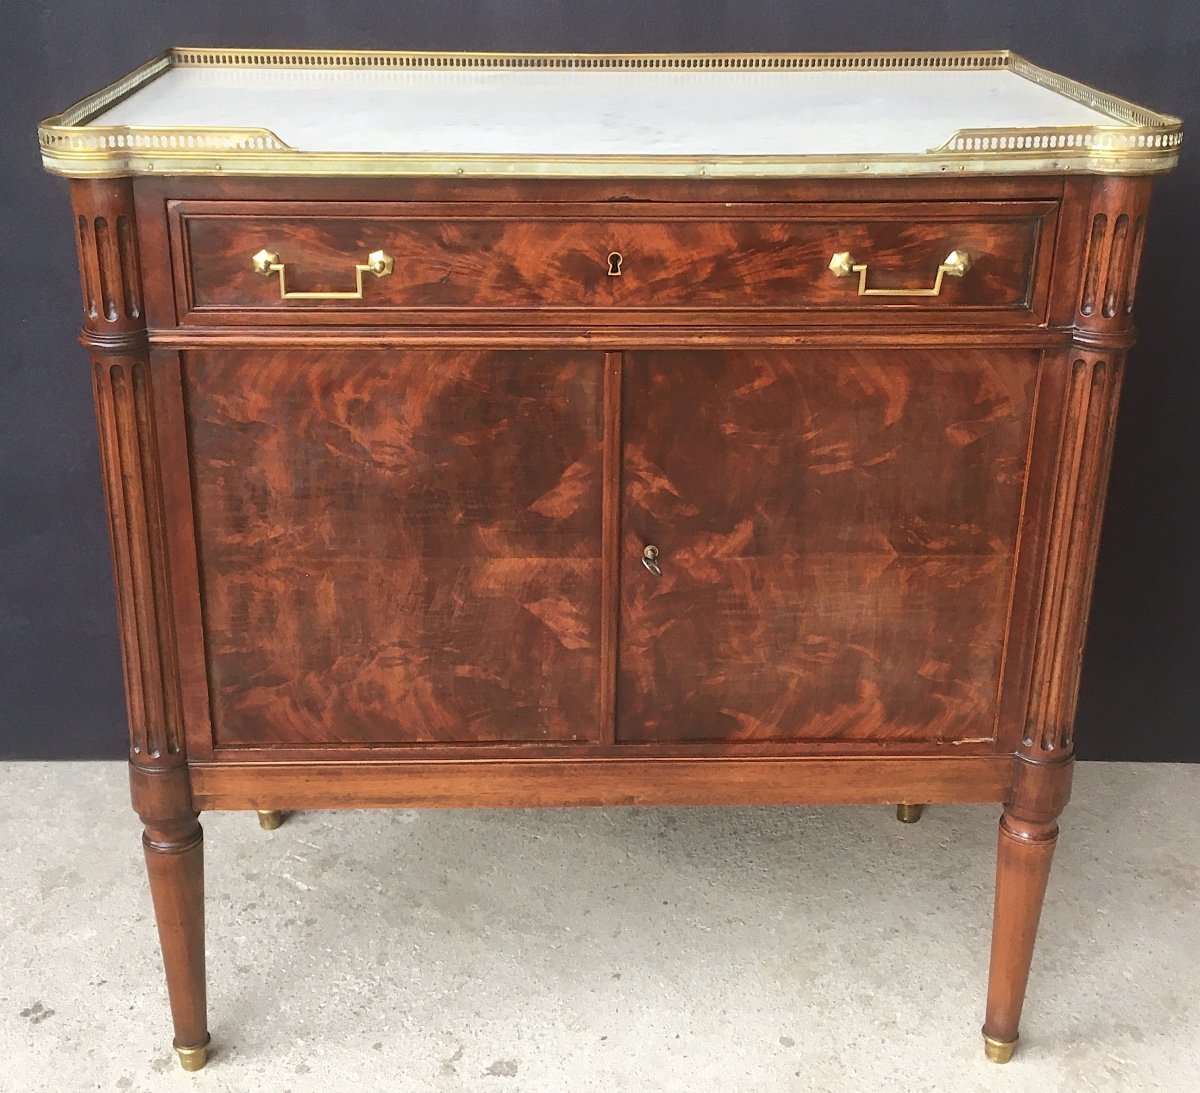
[[607, 251, 623, 277]]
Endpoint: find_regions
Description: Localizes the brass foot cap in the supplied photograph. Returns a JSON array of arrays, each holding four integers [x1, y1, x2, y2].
[[257, 809, 284, 831], [174, 1034, 211, 1072], [896, 803, 925, 824], [982, 1032, 1018, 1064]]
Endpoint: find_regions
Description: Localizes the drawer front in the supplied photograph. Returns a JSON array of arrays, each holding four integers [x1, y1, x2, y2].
[[170, 200, 1055, 325]]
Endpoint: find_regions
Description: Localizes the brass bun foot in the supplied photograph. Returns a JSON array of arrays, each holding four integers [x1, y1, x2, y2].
[[174, 1034, 211, 1072], [982, 1032, 1018, 1064], [896, 803, 925, 824], [256, 809, 284, 831]]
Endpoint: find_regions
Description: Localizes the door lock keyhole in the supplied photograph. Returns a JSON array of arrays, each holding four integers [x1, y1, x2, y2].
[[607, 251, 623, 277]]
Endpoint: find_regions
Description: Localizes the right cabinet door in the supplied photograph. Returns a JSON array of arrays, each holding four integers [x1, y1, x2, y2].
[[617, 349, 1039, 746]]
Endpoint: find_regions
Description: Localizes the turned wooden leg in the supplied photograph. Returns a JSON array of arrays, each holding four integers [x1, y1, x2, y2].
[[982, 809, 1058, 1063], [143, 815, 209, 1071], [895, 803, 925, 823], [256, 809, 284, 830]]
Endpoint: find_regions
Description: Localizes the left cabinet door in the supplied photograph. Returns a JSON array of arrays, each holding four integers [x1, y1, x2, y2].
[[179, 349, 605, 747]]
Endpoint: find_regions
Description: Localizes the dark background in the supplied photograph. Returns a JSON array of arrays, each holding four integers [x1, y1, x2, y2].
[[1, 3, 1196, 761]]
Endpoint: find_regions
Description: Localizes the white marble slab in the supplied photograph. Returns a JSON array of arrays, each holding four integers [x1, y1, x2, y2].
[[90, 65, 1120, 156]]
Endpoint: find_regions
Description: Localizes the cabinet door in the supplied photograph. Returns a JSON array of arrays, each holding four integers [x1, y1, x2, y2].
[[183, 349, 603, 746], [618, 349, 1037, 745]]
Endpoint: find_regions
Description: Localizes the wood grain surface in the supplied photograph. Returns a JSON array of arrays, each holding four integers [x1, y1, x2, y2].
[[63, 163, 1162, 1068], [618, 349, 1038, 744], [183, 348, 605, 746], [172, 200, 1048, 323], [187, 754, 1013, 810]]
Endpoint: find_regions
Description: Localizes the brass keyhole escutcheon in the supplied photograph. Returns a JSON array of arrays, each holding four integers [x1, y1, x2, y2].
[[641, 544, 662, 576], [607, 251, 623, 277]]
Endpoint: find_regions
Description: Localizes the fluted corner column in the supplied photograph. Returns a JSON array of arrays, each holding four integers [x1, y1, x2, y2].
[[983, 174, 1152, 1064], [71, 178, 209, 1071]]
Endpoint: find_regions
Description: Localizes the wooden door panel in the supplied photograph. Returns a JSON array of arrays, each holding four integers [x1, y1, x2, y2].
[[618, 349, 1037, 745], [183, 349, 603, 746]]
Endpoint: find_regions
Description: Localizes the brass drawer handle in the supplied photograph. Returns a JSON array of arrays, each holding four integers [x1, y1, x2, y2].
[[828, 249, 971, 297], [641, 544, 662, 577], [251, 248, 394, 299]]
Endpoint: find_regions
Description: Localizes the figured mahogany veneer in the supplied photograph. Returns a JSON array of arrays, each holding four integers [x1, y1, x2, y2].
[[184, 347, 604, 747], [65, 167, 1158, 1068], [617, 347, 1037, 746], [169, 199, 1054, 325]]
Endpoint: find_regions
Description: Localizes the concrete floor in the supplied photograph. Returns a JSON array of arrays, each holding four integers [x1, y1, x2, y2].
[[1, 762, 1196, 1092]]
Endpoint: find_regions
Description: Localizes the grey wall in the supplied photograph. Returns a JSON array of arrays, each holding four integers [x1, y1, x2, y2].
[[1, 3, 1196, 760]]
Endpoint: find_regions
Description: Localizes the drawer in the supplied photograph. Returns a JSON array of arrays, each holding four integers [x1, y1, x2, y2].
[[169, 200, 1057, 325]]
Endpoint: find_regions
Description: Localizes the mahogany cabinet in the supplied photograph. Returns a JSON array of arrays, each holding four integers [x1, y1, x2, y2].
[[39, 48, 1181, 1070]]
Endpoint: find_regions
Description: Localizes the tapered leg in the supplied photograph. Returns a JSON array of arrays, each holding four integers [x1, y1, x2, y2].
[[982, 810, 1058, 1062], [143, 815, 209, 1071]]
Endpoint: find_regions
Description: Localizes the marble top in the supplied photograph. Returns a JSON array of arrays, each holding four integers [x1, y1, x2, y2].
[[91, 66, 1119, 157], [38, 51, 1182, 177]]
